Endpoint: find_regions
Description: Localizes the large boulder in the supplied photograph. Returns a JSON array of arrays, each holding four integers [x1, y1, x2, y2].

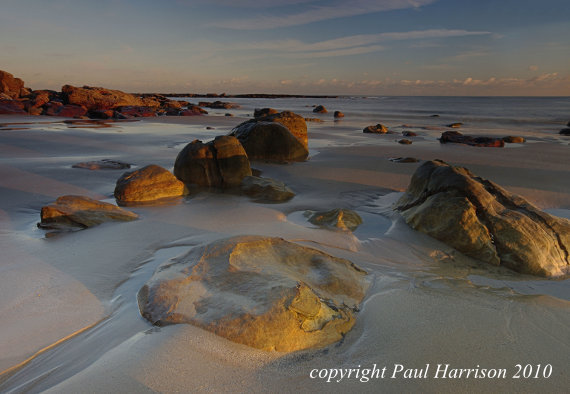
[[440, 131, 504, 147], [394, 160, 570, 277], [231, 121, 308, 162], [61, 85, 152, 111], [39, 195, 138, 230], [236, 111, 308, 150], [0, 70, 25, 99], [114, 164, 187, 205], [174, 135, 251, 188], [307, 209, 362, 232], [240, 176, 295, 202], [137, 236, 369, 352]]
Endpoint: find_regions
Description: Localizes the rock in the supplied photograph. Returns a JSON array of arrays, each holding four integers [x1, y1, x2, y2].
[[224, 113, 234, 117], [231, 121, 308, 162], [254, 108, 278, 118], [398, 139, 412, 145], [174, 136, 251, 188], [54, 105, 88, 118], [43, 101, 64, 116], [502, 136, 526, 143], [241, 176, 295, 202], [559, 128, 570, 136], [363, 124, 388, 134], [72, 159, 131, 170], [256, 111, 308, 149], [402, 131, 417, 137], [389, 157, 420, 163], [88, 109, 115, 119], [334, 111, 344, 118], [307, 209, 362, 232], [198, 101, 240, 109], [137, 235, 369, 352], [304, 117, 323, 122], [0, 100, 26, 115], [0, 70, 25, 99], [394, 160, 570, 277], [313, 105, 327, 113], [114, 164, 187, 205], [447, 122, 463, 128], [25, 90, 53, 110], [115, 106, 156, 117], [430, 114, 440, 117], [61, 85, 150, 111], [180, 106, 208, 116], [39, 195, 138, 230], [440, 131, 504, 147]]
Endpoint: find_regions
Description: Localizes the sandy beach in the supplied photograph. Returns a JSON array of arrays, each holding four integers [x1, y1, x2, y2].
[[0, 109, 568, 392]]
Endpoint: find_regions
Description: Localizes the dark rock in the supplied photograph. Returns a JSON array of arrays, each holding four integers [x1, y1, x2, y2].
[[394, 160, 570, 277], [88, 109, 114, 119], [398, 139, 412, 145], [430, 114, 440, 117], [389, 157, 420, 163], [241, 176, 295, 202], [0, 100, 26, 115], [72, 159, 131, 170], [115, 106, 156, 117], [225, 113, 234, 117], [254, 108, 278, 118], [440, 131, 504, 147], [559, 128, 570, 136], [363, 124, 388, 134], [334, 111, 345, 118], [180, 106, 207, 116], [502, 136, 526, 143], [402, 131, 417, 137], [0, 70, 25, 99], [115, 164, 187, 205], [198, 101, 240, 109], [313, 105, 327, 113]]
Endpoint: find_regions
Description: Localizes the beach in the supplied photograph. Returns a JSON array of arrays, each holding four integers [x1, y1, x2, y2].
[[0, 97, 569, 392]]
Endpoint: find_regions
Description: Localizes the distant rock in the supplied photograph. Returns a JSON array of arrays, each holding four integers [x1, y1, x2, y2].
[[174, 135, 251, 188], [559, 128, 570, 136], [115, 164, 187, 205], [241, 176, 295, 202], [440, 131, 504, 147], [304, 117, 323, 122], [313, 105, 327, 113], [447, 122, 463, 128], [389, 157, 420, 163], [307, 208, 362, 232], [430, 114, 440, 117], [198, 101, 240, 109], [395, 160, 570, 277], [363, 124, 388, 134], [39, 195, 138, 230], [72, 159, 131, 170], [254, 108, 278, 118], [180, 106, 208, 116], [398, 139, 412, 145], [334, 111, 345, 118], [0, 70, 25, 99], [138, 235, 369, 352], [402, 131, 417, 137], [224, 113, 234, 117], [61, 85, 151, 111], [231, 121, 308, 162], [502, 136, 526, 143]]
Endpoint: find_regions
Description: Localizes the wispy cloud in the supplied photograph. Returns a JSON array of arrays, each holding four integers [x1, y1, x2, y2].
[[212, 0, 437, 30]]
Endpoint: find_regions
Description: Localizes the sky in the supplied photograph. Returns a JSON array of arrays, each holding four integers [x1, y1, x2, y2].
[[1, 0, 569, 95]]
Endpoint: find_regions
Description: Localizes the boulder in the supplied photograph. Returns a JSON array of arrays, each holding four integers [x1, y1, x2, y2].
[[0, 100, 26, 115], [174, 135, 251, 188], [402, 131, 417, 137], [502, 136, 526, 143], [25, 90, 53, 110], [559, 128, 570, 136], [241, 176, 295, 202], [447, 122, 463, 128], [363, 124, 388, 134], [180, 106, 208, 116], [0, 70, 25, 99], [398, 139, 412, 145], [307, 209, 362, 232], [137, 235, 369, 352], [394, 160, 570, 277], [88, 109, 114, 119], [114, 164, 187, 204], [334, 111, 345, 118], [43, 101, 64, 116], [231, 121, 308, 162], [440, 131, 504, 147], [61, 85, 149, 111], [39, 195, 138, 230], [254, 108, 278, 118], [55, 105, 88, 118], [313, 105, 327, 113], [72, 159, 131, 170], [236, 111, 308, 150]]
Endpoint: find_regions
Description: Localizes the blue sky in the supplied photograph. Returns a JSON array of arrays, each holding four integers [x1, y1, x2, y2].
[[1, 0, 569, 95]]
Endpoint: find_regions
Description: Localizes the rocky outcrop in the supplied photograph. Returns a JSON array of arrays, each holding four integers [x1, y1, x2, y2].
[[72, 159, 131, 170], [39, 195, 138, 230], [0, 70, 25, 99], [114, 164, 187, 204], [313, 105, 327, 113], [307, 209, 362, 232], [138, 236, 369, 352], [394, 160, 570, 277], [440, 131, 504, 147], [174, 136, 251, 188], [240, 176, 295, 202], [230, 121, 308, 162], [363, 124, 388, 134], [389, 157, 419, 163], [180, 106, 208, 116], [55, 105, 88, 118], [0, 100, 26, 115], [61, 85, 152, 111]]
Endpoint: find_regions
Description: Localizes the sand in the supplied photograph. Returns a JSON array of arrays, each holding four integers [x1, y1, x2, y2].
[[0, 114, 568, 392]]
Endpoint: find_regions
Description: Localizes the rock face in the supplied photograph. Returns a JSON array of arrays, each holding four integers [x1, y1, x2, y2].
[[137, 236, 369, 352], [61, 85, 151, 111], [39, 195, 138, 230], [363, 124, 388, 134], [308, 209, 363, 232], [394, 160, 570, 277], [114, 165, 187, 204], [174, 136, 251, 188], [313, 105, 327, 113], [231, 121, 309, 162], [440, 131, 504, 147], [0, 70, 25, 99], [241, 176, 295, 202]]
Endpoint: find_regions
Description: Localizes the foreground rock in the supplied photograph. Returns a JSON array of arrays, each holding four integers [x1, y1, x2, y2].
[[440, 131, 504, 147], [235, 110, 308, 150], [138, 236, 369, 352], [174, 136, 251, 188], [395, 160, 570, 277], [241, 176, 295, 202], [363, 124, 388, 134], [39, 195, 138, 230], [72, 159, 131, 170], [307, 209, 362, 232], [115, 165, 187, 205], [231, 121, 308, 162]]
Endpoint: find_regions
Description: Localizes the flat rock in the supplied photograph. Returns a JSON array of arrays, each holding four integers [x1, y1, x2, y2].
[[363, 124, 388, 134], [398, 139, 412, 145], [39, 195, 138, 230], [72, 159, 131, 170], [394, 160, 570, 277], [241, 176, 295, 202], [61, 85, 151, 111], [440, 131, 504, 147], [307, 209, 363, 232], [174, 135, 251, 188], [114, 164, 187, 205], [138, 236, 369, 352], [389, 157, 420, 163]]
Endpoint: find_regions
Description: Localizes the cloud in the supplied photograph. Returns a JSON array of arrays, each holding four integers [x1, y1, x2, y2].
[[528, 65, 539, 71], [212, 0, 437, 30]]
